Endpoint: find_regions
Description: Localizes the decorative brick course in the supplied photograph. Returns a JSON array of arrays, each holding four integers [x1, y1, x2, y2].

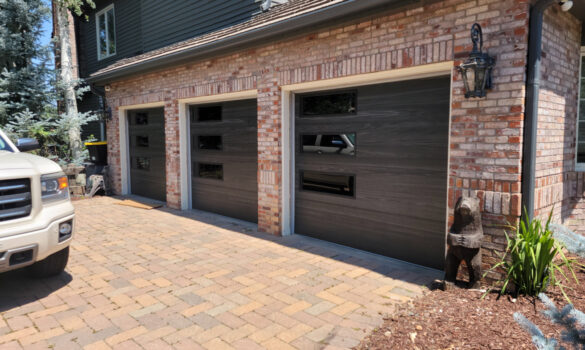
[[102, 0, 582, 276]]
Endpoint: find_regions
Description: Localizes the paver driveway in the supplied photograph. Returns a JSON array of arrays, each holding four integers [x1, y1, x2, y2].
[[0, 196, 441, 349]]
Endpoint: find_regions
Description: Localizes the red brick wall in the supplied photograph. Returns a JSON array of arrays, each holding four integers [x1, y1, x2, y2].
[[535, 5, 583, 235], [104, 0, 535, 275], [565, 173, 585, 234]]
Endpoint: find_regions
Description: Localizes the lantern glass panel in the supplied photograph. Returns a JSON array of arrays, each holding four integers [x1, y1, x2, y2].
[[463, 67, 474, 94], [475, 66, 486, 93]]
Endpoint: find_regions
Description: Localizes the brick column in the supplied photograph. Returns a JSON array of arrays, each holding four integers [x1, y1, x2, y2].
[[105, 102, 122, 195], [257, 72, 282, 235], [164, 95, 181, 209]]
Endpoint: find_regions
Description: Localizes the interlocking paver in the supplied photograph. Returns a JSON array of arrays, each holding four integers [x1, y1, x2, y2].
[[0, 196, 440, 348]]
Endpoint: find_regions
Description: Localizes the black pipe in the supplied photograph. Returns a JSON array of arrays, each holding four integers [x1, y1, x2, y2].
[[522, 0, 555, 221]]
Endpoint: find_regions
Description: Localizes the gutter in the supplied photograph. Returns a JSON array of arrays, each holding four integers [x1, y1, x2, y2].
[[87, 0, 413, 84], [521, 0, 556, 221]]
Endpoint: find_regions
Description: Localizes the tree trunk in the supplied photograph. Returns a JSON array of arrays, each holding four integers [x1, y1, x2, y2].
[[56, 3, 82, 161]]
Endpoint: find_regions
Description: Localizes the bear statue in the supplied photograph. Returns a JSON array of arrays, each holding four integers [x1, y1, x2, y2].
[[444, 196, 484, 289]]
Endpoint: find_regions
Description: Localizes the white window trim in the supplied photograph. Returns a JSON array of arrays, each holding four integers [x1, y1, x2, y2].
[[95, 4, 116, 61], [577, 46, 585, 172]]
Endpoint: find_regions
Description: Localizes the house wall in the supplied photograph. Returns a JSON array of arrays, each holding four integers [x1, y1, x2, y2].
[[534, 5, 583, 234], [104, 0, 533, 278], [76, 0, 260, 76]]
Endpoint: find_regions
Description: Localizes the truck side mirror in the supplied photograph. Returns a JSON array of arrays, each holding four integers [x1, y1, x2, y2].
[[16, 138, 40, 152]]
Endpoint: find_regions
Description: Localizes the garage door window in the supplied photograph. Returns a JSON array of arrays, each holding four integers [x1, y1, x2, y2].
[[197, 163, 223, 180], [197, 135, 222, 150], [193, 105, 222, 122], [301, 91, 357, 116], [301, 133, 356, 156], [135, 113, 148, 125], [301, 171, 355, 197], [133, 157, 150, 170], [136, 136, 149, 148]]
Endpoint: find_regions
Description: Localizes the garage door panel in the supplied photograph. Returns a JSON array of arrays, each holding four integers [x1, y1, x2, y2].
[[294, 206, 444, 268], [191, 181, 257, 222], [296, 187, 446, 223], [295, 76, 450, 269], [191, 99, 258, 223]]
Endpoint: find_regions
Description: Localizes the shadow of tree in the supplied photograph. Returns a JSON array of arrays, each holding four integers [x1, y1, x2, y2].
[[0, 269, 72, 312]]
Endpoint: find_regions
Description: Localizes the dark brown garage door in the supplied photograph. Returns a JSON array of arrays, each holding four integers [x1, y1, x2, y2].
[[190, 99, 258, 223], [295, 76, 450, 269], [128, 108, 166, 202]]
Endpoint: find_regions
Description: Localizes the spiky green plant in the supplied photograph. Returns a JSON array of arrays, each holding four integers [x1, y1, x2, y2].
[[493, 210, 578, 301]]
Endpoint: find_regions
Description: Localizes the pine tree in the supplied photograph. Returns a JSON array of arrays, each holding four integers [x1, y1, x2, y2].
[[0, 0, 52, 125], [514, 293, 585, 349]]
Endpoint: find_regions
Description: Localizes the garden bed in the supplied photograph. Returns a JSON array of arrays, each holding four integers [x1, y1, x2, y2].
[[357, 256, 585, 350]]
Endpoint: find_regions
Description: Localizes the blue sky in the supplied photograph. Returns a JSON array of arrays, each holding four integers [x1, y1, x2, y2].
[[40, 0, 53, 68], [40, 0, 53, 46]]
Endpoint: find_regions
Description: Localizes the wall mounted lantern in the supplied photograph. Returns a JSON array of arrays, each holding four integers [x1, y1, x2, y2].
[[457, 23, 495, 98]]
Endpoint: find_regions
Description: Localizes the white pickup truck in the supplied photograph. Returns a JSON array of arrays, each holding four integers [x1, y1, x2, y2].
[[0, 129, 74, 276]]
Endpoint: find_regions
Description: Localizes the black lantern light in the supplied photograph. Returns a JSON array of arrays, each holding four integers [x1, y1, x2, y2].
[[457, 23, 495, 98]]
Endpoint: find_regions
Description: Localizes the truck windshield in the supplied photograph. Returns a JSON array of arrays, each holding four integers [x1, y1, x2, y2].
[[0, 133, 14, 152]]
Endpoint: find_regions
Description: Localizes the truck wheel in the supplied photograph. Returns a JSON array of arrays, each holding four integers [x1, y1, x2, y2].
[[29, 247, 69, 277]]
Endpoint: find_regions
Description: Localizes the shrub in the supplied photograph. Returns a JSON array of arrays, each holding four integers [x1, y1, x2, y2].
[[514, 293, 585, 349], [550, 223, 585, 258], [493, 210, 578, 300]]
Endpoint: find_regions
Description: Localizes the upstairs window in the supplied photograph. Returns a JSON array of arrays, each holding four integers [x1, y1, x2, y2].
[[578, 48, 585, 171], [96, 5, 116, 60]]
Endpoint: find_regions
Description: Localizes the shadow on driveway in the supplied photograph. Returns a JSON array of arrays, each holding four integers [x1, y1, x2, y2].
[[0, 269, 72, 312]]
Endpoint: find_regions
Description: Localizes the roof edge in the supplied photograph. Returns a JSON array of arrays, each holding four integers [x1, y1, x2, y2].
[[87, 0, 411, 84]]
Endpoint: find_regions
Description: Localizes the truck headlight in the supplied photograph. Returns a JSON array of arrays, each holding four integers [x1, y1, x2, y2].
[[41, 173, 69, 203]]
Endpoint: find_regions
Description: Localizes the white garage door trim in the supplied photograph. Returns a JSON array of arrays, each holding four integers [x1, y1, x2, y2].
[[178, 90, 258, 210], [280, 61, 455, 236]]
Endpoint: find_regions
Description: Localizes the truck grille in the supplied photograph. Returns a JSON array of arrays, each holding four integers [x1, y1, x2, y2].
[[0, 179, 32, 222]]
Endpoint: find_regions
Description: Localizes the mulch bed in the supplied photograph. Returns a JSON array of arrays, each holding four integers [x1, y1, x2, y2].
[[357, 256, 585, 350]]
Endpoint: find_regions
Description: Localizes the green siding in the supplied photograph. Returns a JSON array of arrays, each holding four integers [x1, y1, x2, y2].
[[77, 0, 260, 77]]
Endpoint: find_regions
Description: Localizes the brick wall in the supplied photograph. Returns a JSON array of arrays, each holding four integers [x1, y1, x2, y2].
[[565, 174, 585, 234], [535, 5, 583, 234], [104, 0, 535, 276]]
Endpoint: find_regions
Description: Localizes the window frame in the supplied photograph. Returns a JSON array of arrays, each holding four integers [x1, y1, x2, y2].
[[577, 46, 585, 172], [95, 4, 116, 61]]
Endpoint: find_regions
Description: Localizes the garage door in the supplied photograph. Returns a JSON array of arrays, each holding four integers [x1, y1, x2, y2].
[[295, 76, 450, 269], [190, 99, 258, 223], [128, 108, 166, 202]]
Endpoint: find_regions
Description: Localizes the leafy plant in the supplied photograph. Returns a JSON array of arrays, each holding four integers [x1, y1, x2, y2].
[[514, 293, 585, 350], [492, 210, 578, 301]]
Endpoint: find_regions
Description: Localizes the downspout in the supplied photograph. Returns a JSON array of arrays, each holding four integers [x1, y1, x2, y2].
[[522, 0, 555, 221]]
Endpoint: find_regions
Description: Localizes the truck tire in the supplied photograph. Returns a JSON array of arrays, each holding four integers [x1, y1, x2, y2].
[[29, 247, 69, 277]]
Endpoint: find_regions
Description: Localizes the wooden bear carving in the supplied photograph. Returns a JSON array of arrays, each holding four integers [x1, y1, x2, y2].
[[444, 196, 484, 289]]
